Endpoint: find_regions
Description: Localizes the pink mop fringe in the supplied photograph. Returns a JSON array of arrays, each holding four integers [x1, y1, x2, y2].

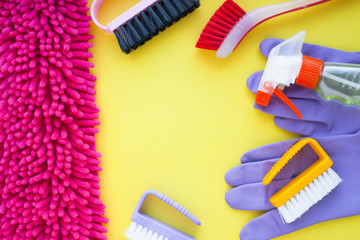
[[0, 0, 108, 239]]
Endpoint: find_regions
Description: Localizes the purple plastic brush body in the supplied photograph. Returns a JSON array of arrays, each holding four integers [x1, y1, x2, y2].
[[131, 189, 201, 240]]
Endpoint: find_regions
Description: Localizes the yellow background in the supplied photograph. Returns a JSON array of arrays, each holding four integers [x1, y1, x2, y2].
[[89, 0, 360, 239]]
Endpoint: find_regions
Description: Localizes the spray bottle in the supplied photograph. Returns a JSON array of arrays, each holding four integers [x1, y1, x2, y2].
[[255, 31, 360, 119]]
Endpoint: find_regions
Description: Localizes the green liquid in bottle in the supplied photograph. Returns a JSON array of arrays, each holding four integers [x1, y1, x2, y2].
[[317, 62, 360, 107]]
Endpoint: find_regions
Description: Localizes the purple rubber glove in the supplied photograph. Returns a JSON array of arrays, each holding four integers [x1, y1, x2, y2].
[[248, 39, 360, 136], [225, 132, 360, 240]]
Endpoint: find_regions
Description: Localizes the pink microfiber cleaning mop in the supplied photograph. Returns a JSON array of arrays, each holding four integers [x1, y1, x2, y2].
[[0, 0, 108, 239]]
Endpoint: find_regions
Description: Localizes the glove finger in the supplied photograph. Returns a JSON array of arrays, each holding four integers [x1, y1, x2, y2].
[[301, 43, 360, 63], [283, 83, 321, 101], [239, 209, 304, 240], [260, 39, 360, 64], [247, 71, 263, 94], [225, 155, 315, 186], [274, 117, 330, 136], [225, 179, 291, 210], [241, 139, 299, 164], [225, 160, 277, 186], [239, 183, 354, 240], [247, 71, 321, 101], [253, 97, 323, 121], [252, 88, 360, 136], [259, 38, 283, 58]]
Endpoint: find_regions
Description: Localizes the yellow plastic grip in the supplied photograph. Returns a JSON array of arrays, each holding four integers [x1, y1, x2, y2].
[[262, 138, 333, 208]]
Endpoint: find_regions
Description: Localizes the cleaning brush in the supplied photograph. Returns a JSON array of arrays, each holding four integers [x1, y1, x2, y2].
[[91, 0, 200, 54], [263, 138, 342, 223], [125, 189, 201, 240], [196, 0, 329, 58]]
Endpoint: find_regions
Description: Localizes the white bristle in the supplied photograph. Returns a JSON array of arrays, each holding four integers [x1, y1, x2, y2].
[[125, 222, 137, 239], [125, 222, 166, 240], [138, 226, 149, 240], [294, 194, 307, 212], [298, 188, 312, 210], [278, 168, 342, 224], [144, 229, 154, 240], [149, 232, 159, 240], [133, 224, 144, 240]]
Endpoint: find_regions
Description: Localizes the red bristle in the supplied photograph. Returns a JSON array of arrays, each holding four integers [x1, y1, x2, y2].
[[196, 0, 247, 51], [208, 21, 230, 34], [198, 37, 222, 46], [195, 39, 222, 50], [195, 43, 219, 51], [203, 26, 228, 38], [219, 5, 240, 21], [200, 33, 225, 43], [227, 0, 247, 15], [211, 15, 233, 29], [223, 1, 244, 18], [216, 11, 237, 26], [196, 41, 220, 49]]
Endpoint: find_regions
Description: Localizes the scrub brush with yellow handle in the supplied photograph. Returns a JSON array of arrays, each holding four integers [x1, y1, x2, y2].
[[263, 138, 342, 223]]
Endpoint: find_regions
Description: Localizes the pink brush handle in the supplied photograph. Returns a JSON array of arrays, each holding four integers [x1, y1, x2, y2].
[[90, 0, 110, 33], [91, 0, 159, 34]]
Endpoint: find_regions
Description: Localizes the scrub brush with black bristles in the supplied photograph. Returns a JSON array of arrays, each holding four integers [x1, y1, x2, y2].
[[91, 0, 200, 54]]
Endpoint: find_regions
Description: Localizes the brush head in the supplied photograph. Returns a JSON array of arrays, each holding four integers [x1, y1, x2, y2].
[[125, 221, 170, 240], [195, 0, 246, 51], [115, 0, 200, 54], [125, 190, 199, 240], [278, 168, 342, 223]]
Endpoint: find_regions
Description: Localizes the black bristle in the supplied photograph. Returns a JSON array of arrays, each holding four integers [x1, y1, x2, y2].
[[191, 0, 200, 8], [154, 2, 174, 25], [126, 25, 140, 50], [140, 12, 158, 36], [147, 6, 166, 31], [133, 16, 151, 41], [114, 0, 200, 54], [120, 25, 136, 49], [161, 0, 181, 22], [114, 29, 130, 54], [171, 0, 188, 17], [126, 21, 143, 46], [180, 0, 194, 10]]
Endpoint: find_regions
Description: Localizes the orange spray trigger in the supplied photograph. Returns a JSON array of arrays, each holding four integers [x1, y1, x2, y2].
[[273, 88, 303, 119]]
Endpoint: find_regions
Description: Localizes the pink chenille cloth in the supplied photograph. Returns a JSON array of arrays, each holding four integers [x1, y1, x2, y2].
[[0, 1, 108, 239]]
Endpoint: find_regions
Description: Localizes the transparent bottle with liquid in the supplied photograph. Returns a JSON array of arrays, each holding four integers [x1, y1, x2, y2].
[[255, 31, 360, 119], [317, 62, 360, 107]]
